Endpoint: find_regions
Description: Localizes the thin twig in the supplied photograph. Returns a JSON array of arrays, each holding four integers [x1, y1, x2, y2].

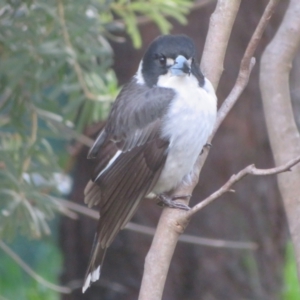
[[186, 155, 300, 217], [0, 88, 12, 111], [35, 107, 94, 147], [139, 2, 280, 298], [241, 0, 281, 70], [212, 57, 256, 136], [213, 0, 280, 135], [56, 0, 99, 102], [57, 197, 256, 249], [189, 0, 280, 188], [178, 234, 257, 250], [0, 240, 71, 294], [21, 110, 38, 180], [126, 222, 257, 249]]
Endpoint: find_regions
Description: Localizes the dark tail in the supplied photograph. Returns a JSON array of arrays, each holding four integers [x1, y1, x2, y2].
[[82, 235, 106, 293]]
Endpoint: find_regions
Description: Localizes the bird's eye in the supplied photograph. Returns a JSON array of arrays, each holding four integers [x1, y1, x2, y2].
[[158, 55, 166, 66]]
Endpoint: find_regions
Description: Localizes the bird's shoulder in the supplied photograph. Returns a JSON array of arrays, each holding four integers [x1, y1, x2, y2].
[[88, 78, 175, 158]]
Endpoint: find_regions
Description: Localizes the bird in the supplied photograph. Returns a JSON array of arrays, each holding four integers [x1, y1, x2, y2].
[[82, 34, 217, 293]]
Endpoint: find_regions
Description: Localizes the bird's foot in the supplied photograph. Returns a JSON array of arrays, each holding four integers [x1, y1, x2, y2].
[[201, 143, 212, 155], [157, 194, 191, 211]]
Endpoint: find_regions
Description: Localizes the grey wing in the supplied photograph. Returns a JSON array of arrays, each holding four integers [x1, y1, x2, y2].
[[86, 135, 169, 247], [87, 79, 175, 158], [83, 133, 169, 290], [83, 80, 174, 289]]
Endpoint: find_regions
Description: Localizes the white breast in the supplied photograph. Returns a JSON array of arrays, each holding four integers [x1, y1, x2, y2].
[[153, 74, 217, 194]]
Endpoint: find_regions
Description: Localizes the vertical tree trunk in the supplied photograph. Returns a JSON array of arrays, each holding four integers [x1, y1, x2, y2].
[[260, 0, 300, 277], [60, 1, 292, 299]]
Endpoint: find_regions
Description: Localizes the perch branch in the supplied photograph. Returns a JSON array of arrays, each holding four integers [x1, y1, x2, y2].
[[138, 1, 280, 299], [191, 0, 280, 192], [186, 155, 300, 218]]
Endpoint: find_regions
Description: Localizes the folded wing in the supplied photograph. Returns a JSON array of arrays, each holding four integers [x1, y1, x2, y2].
[[83, 80, 175, 291]]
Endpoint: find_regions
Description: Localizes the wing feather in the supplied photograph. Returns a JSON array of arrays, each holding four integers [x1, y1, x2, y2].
[[94, 138, 168, 247], [83, 79, 173, 291], [87, 79, 174, 159]]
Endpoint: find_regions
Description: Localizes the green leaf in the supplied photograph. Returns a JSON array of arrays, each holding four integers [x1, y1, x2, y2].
[[282, 242, 300, 300]]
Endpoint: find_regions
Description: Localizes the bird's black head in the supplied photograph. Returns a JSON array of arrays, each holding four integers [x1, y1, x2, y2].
[[141, 34, 204, 87]]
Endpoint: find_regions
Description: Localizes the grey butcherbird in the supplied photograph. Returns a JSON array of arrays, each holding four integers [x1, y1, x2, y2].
[[82, 34, 217, 293]]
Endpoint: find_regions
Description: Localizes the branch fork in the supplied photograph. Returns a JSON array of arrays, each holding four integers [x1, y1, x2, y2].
[[138, 1, 289, 299]]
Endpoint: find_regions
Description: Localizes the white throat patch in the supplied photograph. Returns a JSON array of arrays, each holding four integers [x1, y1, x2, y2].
[[153, 71, 217, 194], [157, 70, 199, 91]]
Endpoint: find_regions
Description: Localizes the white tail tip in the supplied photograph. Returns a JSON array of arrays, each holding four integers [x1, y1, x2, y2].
[[82, 265, 101, 293]]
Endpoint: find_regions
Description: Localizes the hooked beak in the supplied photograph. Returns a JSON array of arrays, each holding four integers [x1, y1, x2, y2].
[[170, 55, 191, 76]]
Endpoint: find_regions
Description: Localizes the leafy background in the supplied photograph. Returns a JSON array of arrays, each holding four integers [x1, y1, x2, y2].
[[0, 0, 299, 299], [0, 0, 191, 298]]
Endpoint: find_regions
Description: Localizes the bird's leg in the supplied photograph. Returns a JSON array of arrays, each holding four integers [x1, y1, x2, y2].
[[200, 143, 212, 155], [157, 194, 191, 211], [172, 194, 192, 200]]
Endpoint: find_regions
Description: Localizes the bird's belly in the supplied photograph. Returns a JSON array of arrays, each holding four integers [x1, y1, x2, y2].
[[153, 146, 200, 194], [153, 95, 216, 194]]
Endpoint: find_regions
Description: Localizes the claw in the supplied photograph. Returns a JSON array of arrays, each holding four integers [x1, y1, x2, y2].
[[201, 143, 212, 155], [156, 194, 191, 211]]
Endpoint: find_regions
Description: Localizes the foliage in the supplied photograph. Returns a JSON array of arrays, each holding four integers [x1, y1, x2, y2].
[[282, 242, 300, 300], [0, 229, 62, 300], [111, 0, 192, 48], [0, 0, 192, 239], [0, 0, 192, 297]]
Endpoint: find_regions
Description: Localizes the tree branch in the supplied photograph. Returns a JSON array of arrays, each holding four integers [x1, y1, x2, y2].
[[260, 0, 300, 276], [186, 155, 300, 218], [171, 0, 279, 218], [186, 0, 279, 191], [57, 197, 256, 249], [201, 0, 241, 88], [138, 1, 280, 299], [0, 240, 71, 294], [213, 0, 280, 135]]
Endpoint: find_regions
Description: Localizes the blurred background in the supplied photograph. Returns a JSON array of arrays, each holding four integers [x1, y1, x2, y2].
[[1, 0, 300, 299]]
